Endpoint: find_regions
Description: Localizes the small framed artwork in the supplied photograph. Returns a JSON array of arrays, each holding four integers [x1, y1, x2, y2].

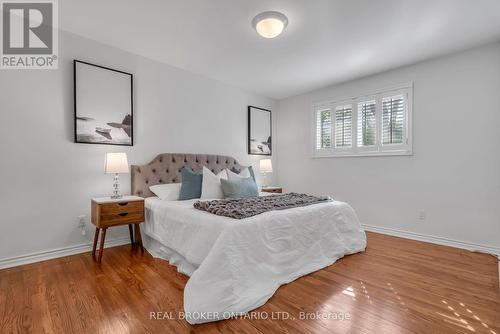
[[248, 106, 272, 155], [74, 60, 133, 146]]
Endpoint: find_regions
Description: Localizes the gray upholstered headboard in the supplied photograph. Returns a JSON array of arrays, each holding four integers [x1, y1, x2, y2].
[[131, 153, 242, 198]]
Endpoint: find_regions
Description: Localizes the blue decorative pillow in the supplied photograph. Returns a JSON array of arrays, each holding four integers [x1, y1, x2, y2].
[[247, 166, 256, 181], [221, 177, 259, 199], [179, 167, 203, 200]]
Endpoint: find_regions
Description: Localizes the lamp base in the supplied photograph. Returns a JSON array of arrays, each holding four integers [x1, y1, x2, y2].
[[261, 172, 270, 189], [111, 173, 122, 199]]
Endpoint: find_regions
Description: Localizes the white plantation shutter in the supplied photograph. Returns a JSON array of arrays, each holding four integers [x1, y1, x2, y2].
[[382, 95, 405, 145], [335, 104, 352, 147], [315, 108, 332, 150], [357, 100, 376, 147], [312, 84, 412, 157]]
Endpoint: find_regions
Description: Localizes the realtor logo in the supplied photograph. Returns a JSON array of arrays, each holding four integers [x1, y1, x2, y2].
[[1, 0, 58, 69]]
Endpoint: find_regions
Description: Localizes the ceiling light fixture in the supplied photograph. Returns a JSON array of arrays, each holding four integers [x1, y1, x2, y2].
[[252, 11, 288, 39]]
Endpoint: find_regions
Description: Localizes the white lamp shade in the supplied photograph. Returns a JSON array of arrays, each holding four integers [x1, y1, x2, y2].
[[104, 153, 129, 174], [259, 159, 273, 173]]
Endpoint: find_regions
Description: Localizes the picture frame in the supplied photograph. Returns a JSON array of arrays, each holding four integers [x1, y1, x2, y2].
[[74, 60, 134, 146], [248, 106, 272, 156]]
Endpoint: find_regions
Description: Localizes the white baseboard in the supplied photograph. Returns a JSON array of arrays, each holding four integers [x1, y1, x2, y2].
[[0, 237, 130, 270], [363, 224, 500, 258]]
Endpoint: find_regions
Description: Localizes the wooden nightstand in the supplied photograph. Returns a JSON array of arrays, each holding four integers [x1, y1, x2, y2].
[[91, 195, 145, 262], [261, 187, 283, 193]]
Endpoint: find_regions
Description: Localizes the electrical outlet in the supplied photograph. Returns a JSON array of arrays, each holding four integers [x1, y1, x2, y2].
[[77, 215, 87, 236], [77, 215, 86, 228], [417, 210, 426, 221]]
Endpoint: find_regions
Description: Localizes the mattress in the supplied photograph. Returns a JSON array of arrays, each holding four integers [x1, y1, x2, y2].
[[144, 192, 275, 273], [143, 195, 366, 324], [143, 197, 234, 275]]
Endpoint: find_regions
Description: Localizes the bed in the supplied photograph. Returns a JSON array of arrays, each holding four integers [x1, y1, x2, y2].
[[132, 153, 366, 324]]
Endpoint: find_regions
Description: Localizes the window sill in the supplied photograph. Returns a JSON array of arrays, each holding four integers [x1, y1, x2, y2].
[[312, 150, 413, 158]]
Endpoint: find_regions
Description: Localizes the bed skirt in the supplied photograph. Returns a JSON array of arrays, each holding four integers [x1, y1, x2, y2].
[[143, 234, 197, 277]]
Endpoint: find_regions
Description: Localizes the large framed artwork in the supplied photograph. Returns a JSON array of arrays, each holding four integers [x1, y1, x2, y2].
[[248, 106, 272, 155], [74, 60, 133, 146]]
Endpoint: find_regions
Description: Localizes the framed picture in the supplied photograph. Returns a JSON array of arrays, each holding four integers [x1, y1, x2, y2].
[[74, 60, 133, 146], [248, 106, 272, 155]]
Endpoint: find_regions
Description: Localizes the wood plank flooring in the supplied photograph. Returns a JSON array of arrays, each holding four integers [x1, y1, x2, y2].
[[1, 232, 498, 334]]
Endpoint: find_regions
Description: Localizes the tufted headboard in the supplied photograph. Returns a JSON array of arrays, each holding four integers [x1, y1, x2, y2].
[[131, 153, 242, 198]]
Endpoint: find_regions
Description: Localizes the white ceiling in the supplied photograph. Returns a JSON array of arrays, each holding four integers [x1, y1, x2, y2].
[[60, 0, 500, 99]]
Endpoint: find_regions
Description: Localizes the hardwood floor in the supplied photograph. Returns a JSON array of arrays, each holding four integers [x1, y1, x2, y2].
[[1, 232, 498, 334]]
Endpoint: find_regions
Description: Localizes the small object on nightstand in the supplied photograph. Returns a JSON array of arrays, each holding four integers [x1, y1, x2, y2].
[[261, 187, 283, 193], [104, 152, 129, 199], [259, 159, 273, 188], [91, 195, 144, 262]]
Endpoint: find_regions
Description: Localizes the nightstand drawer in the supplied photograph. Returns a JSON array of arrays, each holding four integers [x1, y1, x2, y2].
[[99, 201, 144, 215], [99, 211, 145, 227]]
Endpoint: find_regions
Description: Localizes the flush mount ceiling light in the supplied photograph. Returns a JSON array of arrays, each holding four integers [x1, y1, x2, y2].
[[252, 11, 288, 39]]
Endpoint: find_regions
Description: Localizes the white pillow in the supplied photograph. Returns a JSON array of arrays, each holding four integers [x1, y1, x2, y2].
[[226, 167, 251, 181], [200, 167, 227, 199], [149, 183, 181, 201]]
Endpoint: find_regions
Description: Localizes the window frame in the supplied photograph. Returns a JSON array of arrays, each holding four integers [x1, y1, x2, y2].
[[311, 82, 413, 158]]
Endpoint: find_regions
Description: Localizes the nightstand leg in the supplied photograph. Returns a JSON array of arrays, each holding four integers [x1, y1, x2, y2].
[[128, 224, 134, 244], [98, 227, 107, 262], [134, 224, 144, 252], [92, 228, 99, 261]]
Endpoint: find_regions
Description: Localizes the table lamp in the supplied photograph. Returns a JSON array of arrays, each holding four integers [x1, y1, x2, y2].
[[104, 153, 129, 199], [259, 159, 273, 188]]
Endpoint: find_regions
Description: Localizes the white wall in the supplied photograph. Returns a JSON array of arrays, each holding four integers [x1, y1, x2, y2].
[[0, 31, 275, 264], [276, 42, 500, 251]]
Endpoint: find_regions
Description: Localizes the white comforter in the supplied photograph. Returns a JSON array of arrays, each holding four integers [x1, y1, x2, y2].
[[144, 196, 366, 324]]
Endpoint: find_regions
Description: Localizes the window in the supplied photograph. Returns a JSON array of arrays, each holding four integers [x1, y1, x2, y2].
[[357, 100, 376, 147], [315, 107, 332, 150], [334, 104, 352, 148], [313, 83, 412, 157], [382, 95, 405, 145]]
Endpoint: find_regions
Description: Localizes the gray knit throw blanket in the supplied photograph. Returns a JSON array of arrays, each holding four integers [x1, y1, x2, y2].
[[193, 192, 332, 219]]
